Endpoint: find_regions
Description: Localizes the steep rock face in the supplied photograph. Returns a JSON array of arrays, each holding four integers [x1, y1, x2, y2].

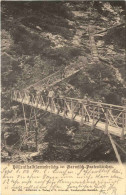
[[1, 2, 126, 162], [1, 1, 125, 102]]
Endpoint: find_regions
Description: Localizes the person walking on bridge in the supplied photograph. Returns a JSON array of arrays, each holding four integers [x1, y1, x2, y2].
[[41, 87, 48, 106], [47, 87, 55, 111], [60, 64, 66, 79], [54, 88, 60, 105], [83, 94, 90, 122], [29, 86, 37, 103], [54, 89, 63, 113]]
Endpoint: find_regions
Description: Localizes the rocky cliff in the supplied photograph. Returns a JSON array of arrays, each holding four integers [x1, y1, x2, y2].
[[1, 1, 126, 162]]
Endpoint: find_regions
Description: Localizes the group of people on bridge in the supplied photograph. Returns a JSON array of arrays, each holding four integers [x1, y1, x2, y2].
[[13, 86, 126, 128], [29, 86, 67, 113], [28, 86, 95, 122]]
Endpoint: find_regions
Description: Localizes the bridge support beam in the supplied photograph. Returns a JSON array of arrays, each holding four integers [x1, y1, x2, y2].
[[108, 134, 122, 165]]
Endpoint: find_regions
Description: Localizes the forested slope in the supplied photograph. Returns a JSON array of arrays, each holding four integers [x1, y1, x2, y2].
[[2, 1, 126, 103]]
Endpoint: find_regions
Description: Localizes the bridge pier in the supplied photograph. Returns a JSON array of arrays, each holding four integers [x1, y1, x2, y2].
[[20, 103, 39, 152]]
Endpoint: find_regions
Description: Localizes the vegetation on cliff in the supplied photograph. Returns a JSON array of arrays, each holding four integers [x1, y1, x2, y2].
[[1, 1, 126, 162]]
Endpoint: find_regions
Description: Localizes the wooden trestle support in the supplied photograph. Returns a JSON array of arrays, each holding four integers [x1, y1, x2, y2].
[[21, 103, 39, 152]]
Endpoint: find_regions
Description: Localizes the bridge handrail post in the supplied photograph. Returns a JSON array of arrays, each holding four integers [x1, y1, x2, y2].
[[46, 96, 49, 110], [121, 107, 126, 140], [20, 91, 24, 103], [35, 95, 39, 108], [105, 108, 109, 134], [18, 90, 21, 100], [24, 92, 27, 102], [40, 95, 44, 107], [27, 92, 30, 104], [38, 95, 42, 107], [91, 105, 95, 130], [71, 100, 74, 120], [52, 97, 56, 113], [32, 95, 35, 105], [63, 98, 66, 118], [98, 103, 100, 119], [81, 102, 84, 125], [50, 97, 53, 112], [24, 91, 27, 102], [45, 96, 48, 108]]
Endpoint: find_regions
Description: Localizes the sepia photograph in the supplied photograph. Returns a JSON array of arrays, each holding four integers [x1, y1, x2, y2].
[[1, 0, 126, 166]]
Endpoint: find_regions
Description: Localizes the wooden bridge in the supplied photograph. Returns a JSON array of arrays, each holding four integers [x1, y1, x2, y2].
[[26, 61, 85, 92], [12, 90, 126, 139], [10, 25, 126, 163], [11, 25, 126, 140]]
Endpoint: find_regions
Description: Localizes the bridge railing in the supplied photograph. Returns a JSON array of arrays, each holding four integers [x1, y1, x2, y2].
[[25, 61, 84, 92], [26, 69, 61, 91], [11, 90, 126, 138]]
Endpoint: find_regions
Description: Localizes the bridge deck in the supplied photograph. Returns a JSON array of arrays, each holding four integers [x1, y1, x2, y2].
[[12, 96, 126, 138]]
